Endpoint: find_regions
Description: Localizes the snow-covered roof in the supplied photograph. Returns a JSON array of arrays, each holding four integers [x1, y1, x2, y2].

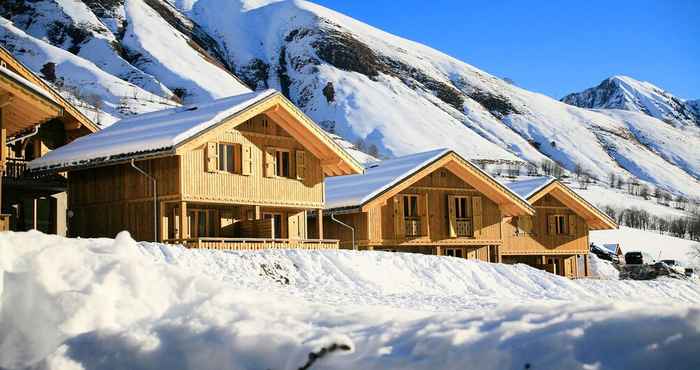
[[325, 149, 450, 209], [29, 90, 276, 171], [504, 176, 556, 199], [0, 64, 59, 105]]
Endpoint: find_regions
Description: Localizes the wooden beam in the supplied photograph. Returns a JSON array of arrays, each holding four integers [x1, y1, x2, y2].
[[179, 201, 188, 239], [0, 94, 13, 108], [317, 208, 324, 239]]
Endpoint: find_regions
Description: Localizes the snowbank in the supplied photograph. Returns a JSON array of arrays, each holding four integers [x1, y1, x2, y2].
[[2, 231, 700, 369]]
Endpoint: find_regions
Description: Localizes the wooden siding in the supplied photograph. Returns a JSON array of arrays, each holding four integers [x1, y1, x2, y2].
[[180, 114, 324, 208], [67, 157, 180, 240], [323, 166, 503, 251], [501, 194, 589, 255]]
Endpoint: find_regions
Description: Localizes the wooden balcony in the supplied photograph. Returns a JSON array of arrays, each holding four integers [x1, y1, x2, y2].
[[164, 237, 340, 251], [3, 158, 28, 179], [405, 218, 421, 237], [456, 219, 473, 237]]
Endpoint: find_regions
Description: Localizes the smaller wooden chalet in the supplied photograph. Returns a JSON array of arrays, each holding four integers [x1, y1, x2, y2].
[[1, 45, 98, 233], [29, 90, 362, 250], [315, 149, 534, 260], [502, 177, 618, 277]]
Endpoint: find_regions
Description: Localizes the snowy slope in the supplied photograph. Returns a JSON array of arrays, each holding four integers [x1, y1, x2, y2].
[[2, 231, 700, 369], [591, 226, 699, 264], [562, 75, 700, 128], [2, 0, 699, 197]]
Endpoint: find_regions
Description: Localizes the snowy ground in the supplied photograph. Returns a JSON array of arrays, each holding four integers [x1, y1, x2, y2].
[[1, 231, 700, 370], [591, 226, 700, 267]]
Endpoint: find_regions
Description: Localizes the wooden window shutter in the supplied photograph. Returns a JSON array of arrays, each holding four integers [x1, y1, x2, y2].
[[418, 193, 428, 236], [394, 196, 405, 239], [295, 150, 306, 180], [447, 195, 457, 238], [548, 215, 556, 235], [568, 214, 577, 236], [241, 144, 253, 176], [472, 196, 482, 238], [288, 213, 299, 240], [264, 147, 276, 177], [205, 142, 218, 172]]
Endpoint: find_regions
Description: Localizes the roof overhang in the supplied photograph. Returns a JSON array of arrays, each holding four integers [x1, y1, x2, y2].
[[359, 151, 535, 216], [528, 180, 618, 230], [0, 45, 98, 135], [175, 92, 363, 176], [0, 67, 62, 137]]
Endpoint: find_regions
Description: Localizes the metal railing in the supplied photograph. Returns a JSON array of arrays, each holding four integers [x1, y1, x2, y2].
[[163, 237, 340, 251]]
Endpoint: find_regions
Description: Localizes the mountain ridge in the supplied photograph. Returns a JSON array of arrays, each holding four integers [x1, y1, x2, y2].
[[1, 0, 699, 197]]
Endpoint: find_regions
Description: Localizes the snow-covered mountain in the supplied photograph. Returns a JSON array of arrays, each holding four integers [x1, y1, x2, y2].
[[562, 75, 700, 128], [1, 0, 699, 197]]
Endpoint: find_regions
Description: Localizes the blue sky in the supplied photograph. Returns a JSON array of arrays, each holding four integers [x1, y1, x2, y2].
[[312, 0, 700, 100]]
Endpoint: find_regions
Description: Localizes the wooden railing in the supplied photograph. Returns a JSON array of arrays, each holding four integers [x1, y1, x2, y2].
[[3, 158, 28, 179], [164, 237, 340, 251], [405, 218, 421, 237], [456, 219, 472, 237]]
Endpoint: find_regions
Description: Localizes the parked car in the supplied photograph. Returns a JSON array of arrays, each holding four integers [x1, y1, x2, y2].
[[624, 251, 655, 265], [660, 259, 694, 277], [590, 244, 620, 263]]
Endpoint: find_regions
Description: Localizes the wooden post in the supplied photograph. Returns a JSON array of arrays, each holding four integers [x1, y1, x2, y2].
[[179, 201, 188, 239], [32, 198, 38, 230], [435, 246, 442, 256], [254, 205, 261, 220], [159, 201, 167, 242], [317, 208, 324, 240], [584, 254, 590, 277]]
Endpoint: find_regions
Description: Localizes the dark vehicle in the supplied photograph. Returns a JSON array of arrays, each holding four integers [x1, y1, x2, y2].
[[624, 251, 655, 265]]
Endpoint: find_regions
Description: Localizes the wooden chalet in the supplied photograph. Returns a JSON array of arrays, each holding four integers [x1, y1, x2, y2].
[[502, 177, 618, 277], [29, 90, 362, 250], [315, 149, 535, 260], [0, 45, 98, 233]]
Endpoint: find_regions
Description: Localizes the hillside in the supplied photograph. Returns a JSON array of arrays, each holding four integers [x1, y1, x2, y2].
[[1, 231, 700, 369], [1, 0, 699, 197]]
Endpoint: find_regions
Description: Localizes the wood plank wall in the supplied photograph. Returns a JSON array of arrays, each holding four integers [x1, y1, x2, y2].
[[180, 114, 324, 208], [501, 194, 589, 254]]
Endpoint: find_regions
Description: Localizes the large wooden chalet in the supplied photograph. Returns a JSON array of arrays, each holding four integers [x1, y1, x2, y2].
[[315, 149, 535, 261], [29, 90, 362, 250], [502, 177, 618, 278], [0, 45, 97, 233]]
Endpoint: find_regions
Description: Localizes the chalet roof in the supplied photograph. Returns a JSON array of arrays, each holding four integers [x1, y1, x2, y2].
[[0, 45, 98, 135], [504, 177, 618, 230], [28, 90, 363, 176], [505, 176, 556, 199], [325, 149, 534, 216]]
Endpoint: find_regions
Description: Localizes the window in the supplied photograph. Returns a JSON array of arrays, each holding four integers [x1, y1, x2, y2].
[[403, 195, 419, 218], [445, 248, 463, 258], [218, 143, 236, 173], [275, 150, 291, 177], [455, 196, 471, 219], [552, 214, 568, 234], [186, 209, 213, 238], [263, 213, 283, 238]]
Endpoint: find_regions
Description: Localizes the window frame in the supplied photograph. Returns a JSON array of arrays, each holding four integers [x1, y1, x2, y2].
[[553, 214, 568, 235], [217, 142, 237, 174], [402, 194, 420, 219], [274, 149, 292, 178]]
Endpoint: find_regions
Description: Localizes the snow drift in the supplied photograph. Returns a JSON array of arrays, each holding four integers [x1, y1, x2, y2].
[[2, 231, 700, 370]]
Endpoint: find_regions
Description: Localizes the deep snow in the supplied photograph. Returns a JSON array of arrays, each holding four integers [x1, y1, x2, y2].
[[1, 231, 699, 370]]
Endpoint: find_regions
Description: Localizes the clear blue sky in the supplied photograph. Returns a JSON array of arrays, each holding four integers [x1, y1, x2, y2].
[[312, 0, 700, 100]]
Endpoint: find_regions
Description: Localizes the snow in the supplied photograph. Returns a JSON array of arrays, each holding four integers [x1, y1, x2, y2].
[[28, 90, 276, 170], [504, 176, 555, 199], [0, 64, 57, 104], [2, 230, 700, 369], [588, 253, 620, 279], [591, 226, 700, 264], [324, 148, 449, 209]]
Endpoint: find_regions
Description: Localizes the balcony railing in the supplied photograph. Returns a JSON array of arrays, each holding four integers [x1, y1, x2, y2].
[[405, 218, 421, 237], [164, 237, 340, 251], [2, 158, 28, 179], [456, 219, 472, 237]]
